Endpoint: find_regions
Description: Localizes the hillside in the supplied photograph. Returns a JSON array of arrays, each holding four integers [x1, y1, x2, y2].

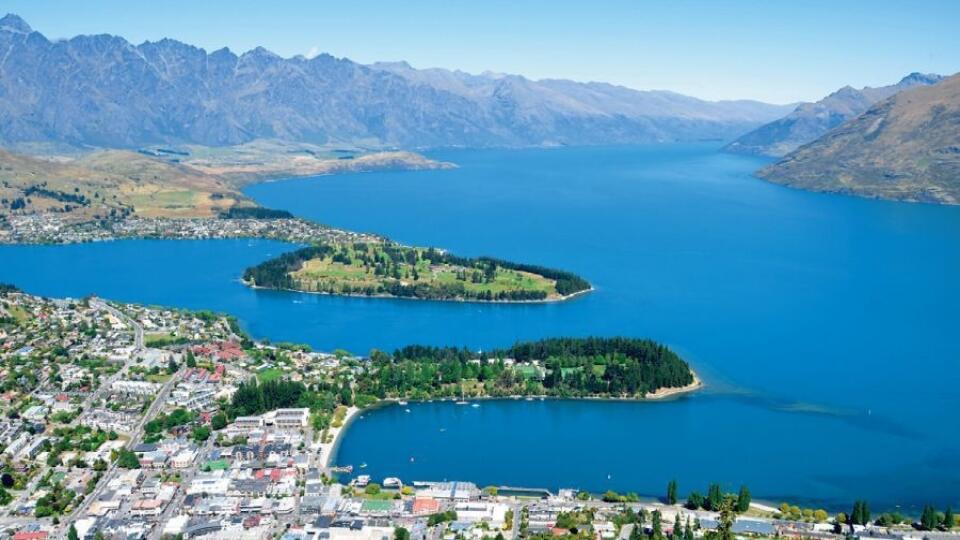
[[0, 149, 253, 220], [0, 14, 791, 149], [757, 74, 960, 204], [724, 73, 942, 157]]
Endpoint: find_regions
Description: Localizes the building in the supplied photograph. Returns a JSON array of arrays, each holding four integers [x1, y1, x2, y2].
[[271, 408, 310, 429]]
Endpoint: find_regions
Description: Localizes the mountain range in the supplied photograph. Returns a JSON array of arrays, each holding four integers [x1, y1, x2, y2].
[[758, 74, 960, 204], [724, 73, 943, 157], [0, 14, 793, 150]]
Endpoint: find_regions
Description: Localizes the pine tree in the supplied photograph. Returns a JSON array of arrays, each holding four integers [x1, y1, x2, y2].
[[667, 479, 678, 505], [945, 507, 955, 530], [68, 524, 79, 540], [736, 485, 751, 513], [707, 483, 723, 511], [921, 505, 939, 531], [652, 510, 664, 540], [674, 513, 682, 539]]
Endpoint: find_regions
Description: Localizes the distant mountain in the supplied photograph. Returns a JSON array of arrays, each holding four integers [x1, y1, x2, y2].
[[724, 73, 943, 157], [758, 74, 960, 205], [0, 14, 792, 150]]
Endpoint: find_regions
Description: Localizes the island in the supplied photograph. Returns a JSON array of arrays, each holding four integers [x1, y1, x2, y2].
[[242, 243, 593, 302]]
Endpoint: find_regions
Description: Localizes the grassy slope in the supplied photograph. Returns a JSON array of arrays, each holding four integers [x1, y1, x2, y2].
[[0, 149, 253, 220], [758, 74, 960, 204]]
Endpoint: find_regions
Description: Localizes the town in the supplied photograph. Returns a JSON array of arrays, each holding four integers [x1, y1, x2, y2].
[[0, 215, 381, 246], [0, 287, 956, 540]]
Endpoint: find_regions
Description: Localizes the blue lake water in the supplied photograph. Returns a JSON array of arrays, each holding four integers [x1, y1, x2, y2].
[[2, 144, 958, 509]]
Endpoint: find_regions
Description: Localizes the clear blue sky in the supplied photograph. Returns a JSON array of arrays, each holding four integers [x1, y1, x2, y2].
[[5, 0, 959, 104]]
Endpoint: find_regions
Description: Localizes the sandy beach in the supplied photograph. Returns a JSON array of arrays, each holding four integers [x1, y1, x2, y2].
[[645, 372, 703, 400], [319, 405, 361, 468]]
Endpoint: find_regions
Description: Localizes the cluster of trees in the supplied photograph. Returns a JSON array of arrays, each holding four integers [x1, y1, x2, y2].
[[243, 242, 591, 301], [427, 510, 459, 526], [849, 500, 871, 526], [355, 338, 693, 400], [920, 505, 955, 531], [144, 408, 196, 437], [683, 482, 750, 513], [228, 378, 308, 416], [243, 245, 334, 290], [226, 376, 350, 423], [220, 206, 294, 219], [35, 481, 75, 517], [24, 185, 90, 206]]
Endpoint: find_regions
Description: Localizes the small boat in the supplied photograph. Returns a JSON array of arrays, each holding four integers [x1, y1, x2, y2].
[[525, 397, 534, 401], [410, 456, 415, 462], [455, 400, 468, 405], [398, 400, 408, 406], [360, 462, 368, 469], [439, 428, 446, 432], [470, 403, 480, 408], [404, 408, 411, 413]]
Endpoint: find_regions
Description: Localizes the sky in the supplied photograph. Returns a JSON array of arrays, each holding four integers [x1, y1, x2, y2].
[[4, 0, 959, 104]]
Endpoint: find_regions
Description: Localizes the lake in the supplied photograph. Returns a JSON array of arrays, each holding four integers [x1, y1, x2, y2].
[[2, 144, 958, 509]]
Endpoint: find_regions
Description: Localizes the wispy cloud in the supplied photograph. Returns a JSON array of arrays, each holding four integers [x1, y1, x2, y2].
[[305, 45, 321, 59]]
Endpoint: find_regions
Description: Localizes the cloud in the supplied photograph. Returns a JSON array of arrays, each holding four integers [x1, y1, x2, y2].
[[305, 45, 321, 59]]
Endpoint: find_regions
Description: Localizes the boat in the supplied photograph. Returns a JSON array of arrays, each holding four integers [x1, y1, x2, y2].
[[354, 474, 371, 487], [525, 397, 534, 401], [470, 403, 480, 408], [398, 400, 408, 406], [404, 408, 411, 413], [330, 465, 353, 473], [384, 477, 403, 489], [360, 462, 368, 469], [455, 400, 468, 405]]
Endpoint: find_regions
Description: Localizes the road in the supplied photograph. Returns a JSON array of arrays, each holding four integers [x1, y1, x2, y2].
[[91, 297, 144, 350], [59, 370, 179, 538]]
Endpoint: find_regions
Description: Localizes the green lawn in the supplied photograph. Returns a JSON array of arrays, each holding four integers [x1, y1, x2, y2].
[[257, 367, 285, 382]]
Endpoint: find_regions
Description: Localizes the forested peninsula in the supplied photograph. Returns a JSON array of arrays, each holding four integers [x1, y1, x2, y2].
[[242, 242, 592, 302], [357, 337, 698, 400], [226, 338, 699, 430]]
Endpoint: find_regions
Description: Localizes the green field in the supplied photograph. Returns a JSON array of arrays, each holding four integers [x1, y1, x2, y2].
[[256, 367, 285, 382]]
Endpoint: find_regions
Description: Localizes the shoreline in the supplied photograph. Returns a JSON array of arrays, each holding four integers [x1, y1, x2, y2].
[[645, 372, 704, 400], [328, 373, 704, 468], [320, 405, 361, 469], [246, 282, 595, 305]]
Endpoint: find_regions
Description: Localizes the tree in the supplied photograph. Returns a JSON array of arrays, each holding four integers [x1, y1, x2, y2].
[[68, 524, 79, 540], [211, 413, 228, 430], [921, 505, 940, 531], [708, 497, 737, 540], [944, 507, 955, 530], [706, 483, 723, 511], [735, 485, 751, 513], [850, 500, 871, 526], [115, 448, 141, 469], [667, 479, 678, 505], [167, 357, 178, 375], [185, 349, 197, 368], [674, 513, 683, 539], [652, 510, 664, 540], [686, 491, 704, 510], [192, 425, 211, 442], [394, 527, 410, 540]]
